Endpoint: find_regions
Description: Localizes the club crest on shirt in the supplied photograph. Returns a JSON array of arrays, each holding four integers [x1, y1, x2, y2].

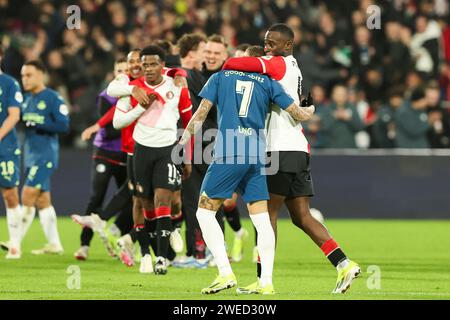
[[166, 91, 174, 99], [37, 101, 47, 110]]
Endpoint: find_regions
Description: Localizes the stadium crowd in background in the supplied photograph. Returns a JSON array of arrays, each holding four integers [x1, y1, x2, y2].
[[1, 0, 450, 149]]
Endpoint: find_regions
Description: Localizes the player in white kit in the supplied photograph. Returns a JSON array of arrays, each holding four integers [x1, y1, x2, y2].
[[222, 24, 360, 294]]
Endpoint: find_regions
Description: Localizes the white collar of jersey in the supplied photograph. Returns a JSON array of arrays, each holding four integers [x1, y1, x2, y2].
[[144, 75, 167, 89]]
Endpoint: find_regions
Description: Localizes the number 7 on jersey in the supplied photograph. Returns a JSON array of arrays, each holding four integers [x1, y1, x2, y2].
[[236, 80, 254, 118]]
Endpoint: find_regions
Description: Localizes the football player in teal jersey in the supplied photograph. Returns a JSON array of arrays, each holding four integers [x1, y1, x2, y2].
[[0, 47, 23, 259], [20, 60, 69, 255]]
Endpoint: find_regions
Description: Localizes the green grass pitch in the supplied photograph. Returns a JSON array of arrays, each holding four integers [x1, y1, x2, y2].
[[0, 217, 449, 300]]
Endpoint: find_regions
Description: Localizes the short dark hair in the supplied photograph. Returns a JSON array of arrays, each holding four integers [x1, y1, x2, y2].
[[154, 40, 173, 55], [245, 45, 265, 57], [24, 60, 47, 73], [140, 45, 166, 62], [268, 23, 295, 40], [177, 33, 207, 58], [236, 43, 251, 52]]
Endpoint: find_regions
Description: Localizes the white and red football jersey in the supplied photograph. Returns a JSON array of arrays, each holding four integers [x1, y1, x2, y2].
[[131, 75, 192, 148], [223, 55, 310, 153]]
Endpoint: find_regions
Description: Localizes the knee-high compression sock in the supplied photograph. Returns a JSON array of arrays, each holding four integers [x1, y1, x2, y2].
[[194, 228, 206, 259], [80, 227, 94, 247], [171, 210, 183, 230], [250, 212, 275, 287], [224, 203, 242, 234], [21, 206, 36, 240], [6, 206, 22, 248], [155, 207, 172, 259], [144, 210, 157, 255], [113, 202, 133, 235], [135, 224, 150, 256], [38, 206, 62, 248], [100, 184, 131, 221], [216, 207, 225, 233], [196, 207, 232, 277]]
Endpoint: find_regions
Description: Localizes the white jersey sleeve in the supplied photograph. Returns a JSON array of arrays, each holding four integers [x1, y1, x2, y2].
[[265, 55, 310, 153], [107, 74, 134, 98], [113, 96, 146, 129]]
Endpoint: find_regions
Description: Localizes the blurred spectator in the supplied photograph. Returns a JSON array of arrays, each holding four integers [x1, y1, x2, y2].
[[383, 21, 411, 89], [410, 15, 441, 78], [303, 84, 329, 148], [316, 85, 364, 148], [394, 88, 430, 148], [372, 89, 405, 148], [0, 0, 448, 149], [425, 81, 450, 148]]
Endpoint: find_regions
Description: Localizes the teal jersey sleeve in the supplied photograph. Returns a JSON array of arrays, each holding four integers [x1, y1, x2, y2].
[[269, 78, 294, 110], [199, 73, 220, 105], [34, 93, 70, 134], [7, 79, 23, 109]]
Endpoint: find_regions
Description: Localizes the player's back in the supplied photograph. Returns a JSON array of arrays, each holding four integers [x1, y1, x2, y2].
[[200, 70, 290, 161]]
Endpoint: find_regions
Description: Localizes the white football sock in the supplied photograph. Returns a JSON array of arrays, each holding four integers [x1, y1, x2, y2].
[[21, 206, 36, 240], [196, 207, 233, 277], [38, 206, 62, 247], [6, 206, 23, 248], [250, 212, 275, 287]]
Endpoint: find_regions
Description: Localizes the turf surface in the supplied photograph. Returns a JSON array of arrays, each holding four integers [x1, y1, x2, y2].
[[0, 217, 449, 300]]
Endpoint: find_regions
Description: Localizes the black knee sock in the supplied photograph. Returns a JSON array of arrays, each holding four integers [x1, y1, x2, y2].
[[144, 219, 157, 254], [171, 211, 183, 230], [255, 227, 261, 278], [216, 207, 225, 233], [156, 216, 172, 258], [81, 227, 94, 247], [135, 224, 150, 256], [321, 239, 348, 268], [194, 228, 206, 259], [167, 246, 176, 261], [129, 228, 138, 243], [114, 203, 133, 235], [224, 206, 242, 233], [100, 184, 132, 221]]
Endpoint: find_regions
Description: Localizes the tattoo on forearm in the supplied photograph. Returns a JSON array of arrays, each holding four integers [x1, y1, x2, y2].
[[180, 99, 213, 145], [187, 99, 213, 135], [286, 104, 315, 122]]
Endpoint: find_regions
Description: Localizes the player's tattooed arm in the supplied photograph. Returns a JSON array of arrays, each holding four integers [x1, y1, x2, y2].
[[179, 98, 213, 145], [285, 103, 315, 122]]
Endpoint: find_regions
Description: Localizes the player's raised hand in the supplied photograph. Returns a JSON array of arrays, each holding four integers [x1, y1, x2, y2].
[[141, 93, 158, 110], [81, 123, 100, 141], [131, 86, 151, 107], [301, 92, 314, 107], [174, 75, 188, 88]]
